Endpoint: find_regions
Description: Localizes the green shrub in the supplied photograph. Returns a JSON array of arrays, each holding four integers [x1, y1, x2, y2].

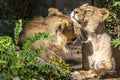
[[0, 36, 12, 51], [14, 19, 23, 45], [112, 38, 120, 50], [0, 20, 71, 80]]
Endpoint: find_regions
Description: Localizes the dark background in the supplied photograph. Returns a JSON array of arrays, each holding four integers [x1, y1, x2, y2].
[[33, 0, 94, 17], [0, 0, 98, 19]]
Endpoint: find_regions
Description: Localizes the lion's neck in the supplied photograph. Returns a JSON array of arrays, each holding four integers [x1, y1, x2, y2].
[[85, 22, 112, 54]]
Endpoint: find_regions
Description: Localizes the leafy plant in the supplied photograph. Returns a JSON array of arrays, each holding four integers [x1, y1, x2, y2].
[[112, 38, 120, 50], [0, 20, 71, 80], [0, 36, 12, 51], [14, 19, 23, 45], [50, 57, 71, 79], [22, 32, 55, 50], [113, 1, 120, 6]]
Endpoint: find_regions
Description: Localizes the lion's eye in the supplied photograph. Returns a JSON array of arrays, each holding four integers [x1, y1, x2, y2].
[[85, 10, 94, 14], [86, 8, 94, 12], [74, 10, 79, 14]]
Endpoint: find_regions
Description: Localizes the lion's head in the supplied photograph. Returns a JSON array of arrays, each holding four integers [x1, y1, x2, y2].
[[70, 3, 109, 33]]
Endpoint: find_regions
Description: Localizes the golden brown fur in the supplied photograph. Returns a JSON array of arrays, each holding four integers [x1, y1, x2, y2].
[[19, 8, 81, 62], [70, 3, 120, 79]]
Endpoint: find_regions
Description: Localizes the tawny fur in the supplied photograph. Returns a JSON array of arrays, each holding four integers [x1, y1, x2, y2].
[[19, 8, 81, 63], [70, 3, 120, 79]]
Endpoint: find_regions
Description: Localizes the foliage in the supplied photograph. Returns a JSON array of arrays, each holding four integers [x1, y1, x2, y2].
[[14, 19, 23, 45], [97, 0, 120, 50], [112, 38, 120, 50], [50, 57, 71, 79], [0, 20, 71, 80], [113, 1, 120, 6], [22, 32, 55, 51], [0, 36, 12, 51]]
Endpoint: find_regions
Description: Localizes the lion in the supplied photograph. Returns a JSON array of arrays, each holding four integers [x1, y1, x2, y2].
[[19, 8, 82, 63], [70, 3, 120, 79]]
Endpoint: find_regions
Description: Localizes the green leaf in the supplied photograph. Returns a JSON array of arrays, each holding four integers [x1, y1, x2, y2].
[[113, 1, 120, 6], [110, 12, 117, 19], [22, 32, 55, 50], [0, 36, 12, 51], [112, 38, 120, 50], [14, 19, 23, 45]]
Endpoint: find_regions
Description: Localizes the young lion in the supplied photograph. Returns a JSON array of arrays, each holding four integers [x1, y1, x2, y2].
[[19, 8, 81, 62], [70, 3, 120, 79]]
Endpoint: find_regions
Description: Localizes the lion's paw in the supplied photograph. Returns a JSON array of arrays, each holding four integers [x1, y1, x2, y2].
[[71, 70, 97, 80]]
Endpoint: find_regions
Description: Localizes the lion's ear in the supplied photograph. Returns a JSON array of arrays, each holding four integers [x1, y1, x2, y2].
[[98, 8, 109, 21], [81, 3, 89, 7], [80, 3, 89, 8], [48, 8, 63, 16]]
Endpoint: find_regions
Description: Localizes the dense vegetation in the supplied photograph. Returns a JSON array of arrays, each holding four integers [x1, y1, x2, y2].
[[0, 0, 120, 79], [0, 20, 71, 80]]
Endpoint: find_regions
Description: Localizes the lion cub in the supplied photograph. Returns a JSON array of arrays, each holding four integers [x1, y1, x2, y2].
[[70, 3, 117, 79], [19, 8, 81, 62]]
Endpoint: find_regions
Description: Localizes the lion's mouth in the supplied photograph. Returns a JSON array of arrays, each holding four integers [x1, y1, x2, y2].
[[72, 16, 78, 22], [70, 11, 78, 22]]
